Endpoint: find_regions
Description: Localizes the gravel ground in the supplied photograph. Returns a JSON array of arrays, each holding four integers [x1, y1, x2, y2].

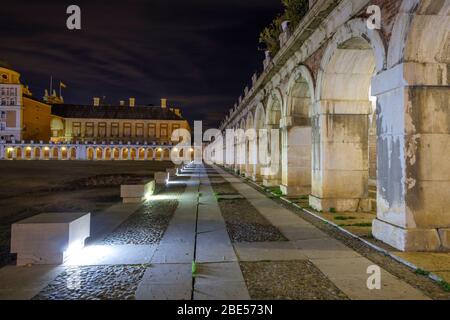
[[240, 261, 348, 300], [214, 195, 287, 242], [211, 181, 239, 195], [33, 265, 147, 300], [101, 183, 185, 245]]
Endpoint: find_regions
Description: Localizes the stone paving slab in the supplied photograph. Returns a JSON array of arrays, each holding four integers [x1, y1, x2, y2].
[[234, 241, 307, 262], [151, 180, 198, 264], [89, 203, 141, 243], [135, 264, 193, 300], [310, 257, 430, 300], [0, 265, 64, 300], [194, 262, 250, 300], [196, 230, 237, 263], [293, 238, 362, 260], [64, 245, 157, 266]]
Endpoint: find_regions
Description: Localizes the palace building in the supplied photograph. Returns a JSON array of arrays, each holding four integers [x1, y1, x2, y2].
[[0, 62, 52, 142], [0, 63, 190, 146]]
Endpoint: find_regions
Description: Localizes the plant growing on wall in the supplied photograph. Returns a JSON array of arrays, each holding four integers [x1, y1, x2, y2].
[[259, 0, 309, 56]]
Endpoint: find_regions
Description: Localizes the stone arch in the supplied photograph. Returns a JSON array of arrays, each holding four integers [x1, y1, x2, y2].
[[265, 88, 283, 126], [43, 147, 50, 160], [121, 147, 129, 160], [24, 146, 32, 160], [69, 147, 77, 160], [311, 18, 386, 213], [61, 147, 68, 160], [112, 147, 120, 160], [372, 1, 450, 251], [34, 147, 41, 159], [138, 147, 146, 160], [281, 65, 315, 196], [104, 147, 112, 160], [95, 147, 103, 160], [155, 148, 163, 161], [5, 147, 14, 159], [51, 147, 59, 159], [263, 89, 283, 186], [86, 147, 94, 160], [14, 147, 22, 159]]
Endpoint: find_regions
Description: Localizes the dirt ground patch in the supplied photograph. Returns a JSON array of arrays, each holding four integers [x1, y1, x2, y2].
[[0, 161, 175, 267], [240, 261, 348, 300]]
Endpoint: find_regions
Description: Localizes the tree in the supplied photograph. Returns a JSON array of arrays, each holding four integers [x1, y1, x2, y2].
[[259, 0, 309, 56]]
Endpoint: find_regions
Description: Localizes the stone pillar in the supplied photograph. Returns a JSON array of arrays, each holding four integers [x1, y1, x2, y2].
[[78, 146, 86, 160], [262, 125, 281, 187], [280, 116, 312, 196], [310, 100, 371, 212], [371, 62, 450, 251]]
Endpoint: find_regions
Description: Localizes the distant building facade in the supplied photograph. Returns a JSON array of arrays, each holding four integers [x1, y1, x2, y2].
[[0, 64, 191, 161], [0, 63, 52, 142], [50, 98, 189, 144]]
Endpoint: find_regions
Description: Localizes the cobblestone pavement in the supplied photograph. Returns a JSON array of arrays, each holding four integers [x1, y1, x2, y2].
[[240, 261, 348, 300], [101, 185, 185, 245], [33, 265, 147, 300]]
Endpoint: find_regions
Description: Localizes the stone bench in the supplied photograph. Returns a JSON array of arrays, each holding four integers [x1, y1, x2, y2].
[[154, 171, 169, 185], [11, 212, 90, 266], [166, 167, 177, 178], [120, 179, 156, 203]]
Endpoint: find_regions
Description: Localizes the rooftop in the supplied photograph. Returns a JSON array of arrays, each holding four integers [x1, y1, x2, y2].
[[51, 104, 184, 121]]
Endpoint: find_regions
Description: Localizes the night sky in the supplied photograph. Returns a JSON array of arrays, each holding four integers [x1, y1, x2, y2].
[[0, 0, 283, 128]]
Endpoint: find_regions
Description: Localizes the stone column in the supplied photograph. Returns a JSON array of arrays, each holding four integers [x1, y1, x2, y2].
[[280, 116, 312, 196], [309, 100, 371, 212], [371, 62, 450, 251], [262, 125, 281, 187]]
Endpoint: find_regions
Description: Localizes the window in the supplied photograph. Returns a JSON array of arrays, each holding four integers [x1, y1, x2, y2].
[[123, 123, 131, 137], [85, 122, 94, 137], [6, 111, 16, 128], [98, 122, 107, 137], [135, 123, 144, 137], [160, 124, 168, 138], [111, 123, 119, 137], [72, 122, 81, 137], [148, 123, 156, 138]]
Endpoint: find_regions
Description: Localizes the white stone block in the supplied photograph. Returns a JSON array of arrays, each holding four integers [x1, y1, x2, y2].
[[11, 212, 90, 266], [166, 168, 177, 177], [155, 172, 169, 185], [121, 180, 155, 203]]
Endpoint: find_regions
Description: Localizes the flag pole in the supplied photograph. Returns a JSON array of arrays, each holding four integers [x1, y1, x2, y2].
[[50, 76, 53, 95]]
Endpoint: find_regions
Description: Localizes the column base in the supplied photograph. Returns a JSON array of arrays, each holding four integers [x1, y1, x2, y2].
[[309, 195, 374, 212], [263, 179, 280, 187], [252, 174, 262, 183], [280, 184, 310, 197], [372, 219, 442, 252]]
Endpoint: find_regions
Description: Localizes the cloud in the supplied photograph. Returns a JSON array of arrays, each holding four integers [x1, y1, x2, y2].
[[0, 0, 282, 126]]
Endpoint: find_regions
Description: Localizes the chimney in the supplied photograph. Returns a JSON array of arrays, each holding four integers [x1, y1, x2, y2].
[[161, 98, 167, 108], [119, 100, 125, 106], [93, 97, 100, 107], [129, 97, 135, 107]]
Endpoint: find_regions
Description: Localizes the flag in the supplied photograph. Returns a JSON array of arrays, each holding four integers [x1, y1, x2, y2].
[[60, 82, 67, 89]]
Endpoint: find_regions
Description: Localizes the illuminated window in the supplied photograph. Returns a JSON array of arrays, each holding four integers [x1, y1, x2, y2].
[[135, 123, 144, 137], [160, 124, 168, 138], [148, 123, 156, 138], [111, 123, 119, 137], [98, 122, 107, 137], [123, 123, 131, 137], [85, 122, 94, 137], [72, 122, 81, 137]]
